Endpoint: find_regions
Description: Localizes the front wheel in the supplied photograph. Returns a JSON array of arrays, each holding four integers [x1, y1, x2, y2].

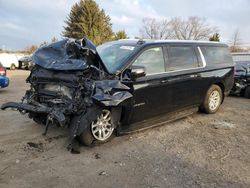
[[200, 85, 223, 114], [79, 109, 115, 146]]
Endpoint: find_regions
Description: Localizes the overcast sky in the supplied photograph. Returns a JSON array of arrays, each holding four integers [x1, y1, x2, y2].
[[0, 0, 250, 50]]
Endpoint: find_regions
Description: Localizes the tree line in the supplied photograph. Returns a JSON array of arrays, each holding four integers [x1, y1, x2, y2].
[[22, 0, 246, 54]]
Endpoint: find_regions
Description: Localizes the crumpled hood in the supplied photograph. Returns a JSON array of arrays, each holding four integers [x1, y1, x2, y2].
[[32, 38, 106, 71]]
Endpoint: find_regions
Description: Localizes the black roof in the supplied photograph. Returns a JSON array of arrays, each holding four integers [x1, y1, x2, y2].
[[102, 39, 228, 47]]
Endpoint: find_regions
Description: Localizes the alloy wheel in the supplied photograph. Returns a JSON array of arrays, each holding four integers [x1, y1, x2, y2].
[[208, 90, 221, 111], [91, 110, 113, 141]]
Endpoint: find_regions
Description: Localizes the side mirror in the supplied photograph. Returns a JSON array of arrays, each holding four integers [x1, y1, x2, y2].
[[131, 65, 146, 80]]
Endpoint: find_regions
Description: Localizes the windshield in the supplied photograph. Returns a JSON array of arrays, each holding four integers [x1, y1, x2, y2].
[[97, 43, 137, 73]]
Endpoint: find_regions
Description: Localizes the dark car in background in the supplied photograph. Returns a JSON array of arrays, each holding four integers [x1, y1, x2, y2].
[[0, 62, 9, 89], [231, 53, 250, 98], [1, 38, 234, 150], [18, 56, 34, 70]]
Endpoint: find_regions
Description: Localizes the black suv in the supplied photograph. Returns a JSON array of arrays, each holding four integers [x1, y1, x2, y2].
[[1, 38, 234, 149]]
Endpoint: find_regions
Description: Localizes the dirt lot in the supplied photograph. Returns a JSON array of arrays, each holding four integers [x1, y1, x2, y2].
[[0, 70, 249, 188]]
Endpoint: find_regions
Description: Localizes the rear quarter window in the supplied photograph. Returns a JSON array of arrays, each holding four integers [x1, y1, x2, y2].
[[200, 46, 233, 65]]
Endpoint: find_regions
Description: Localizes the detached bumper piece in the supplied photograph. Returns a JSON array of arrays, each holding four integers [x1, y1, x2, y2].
[[1, 102, 66, 128]]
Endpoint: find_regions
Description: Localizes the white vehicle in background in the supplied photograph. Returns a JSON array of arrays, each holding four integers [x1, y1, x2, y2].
[[0, 53, 19, 70]]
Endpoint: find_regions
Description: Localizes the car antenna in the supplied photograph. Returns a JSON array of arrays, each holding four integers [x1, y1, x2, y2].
[[137, 39, 145, 45]]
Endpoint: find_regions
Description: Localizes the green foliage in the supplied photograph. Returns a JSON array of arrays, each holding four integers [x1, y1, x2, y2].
[[209, 33, 220, 42], [63, 0, 113, 45], [114, 30, 128, 40]]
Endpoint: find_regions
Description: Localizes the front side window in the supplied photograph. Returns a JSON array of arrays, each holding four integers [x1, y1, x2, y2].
[[133, 47, 165, 75], [167, 46, 199, 71]]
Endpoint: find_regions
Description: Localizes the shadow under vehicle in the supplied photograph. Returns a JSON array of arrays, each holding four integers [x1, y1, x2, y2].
[[1, 38, 234, 152]]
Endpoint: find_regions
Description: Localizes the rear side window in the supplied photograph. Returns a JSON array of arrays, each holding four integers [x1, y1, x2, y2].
[[200, 46, 232, 65], [133, 47, 165, 75], [167, 46, 199, 71]]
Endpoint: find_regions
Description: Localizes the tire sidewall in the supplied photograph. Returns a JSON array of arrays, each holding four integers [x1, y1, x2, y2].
[[203, 85, 223, 114], [10, 64, 16, 70], [79, 109, 115, 146]]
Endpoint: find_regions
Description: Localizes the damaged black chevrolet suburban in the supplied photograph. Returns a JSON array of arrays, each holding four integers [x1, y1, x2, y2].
[[1, 38, 234, 150]]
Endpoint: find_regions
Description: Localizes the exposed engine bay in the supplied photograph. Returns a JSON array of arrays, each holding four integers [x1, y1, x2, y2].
[[1, 38, 133, 152]]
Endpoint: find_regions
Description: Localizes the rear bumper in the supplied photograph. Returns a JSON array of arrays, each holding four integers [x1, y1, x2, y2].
[[0, 76, 9, 88], [1, 102, 66, 126]]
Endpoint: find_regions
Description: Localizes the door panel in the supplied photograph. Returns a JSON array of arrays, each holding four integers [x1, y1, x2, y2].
[[127, 46, 171, 123], [130, 74, 173, 123], [163, 45, 206, 110], [127, 44, 208, 125]]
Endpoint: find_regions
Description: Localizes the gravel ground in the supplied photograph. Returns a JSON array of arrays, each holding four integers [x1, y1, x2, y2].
[[0, 70, 249, 188]]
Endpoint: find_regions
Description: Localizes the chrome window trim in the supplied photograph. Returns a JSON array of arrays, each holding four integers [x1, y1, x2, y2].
[[145, 66, 204, 76], [197, 46, 207, 68]]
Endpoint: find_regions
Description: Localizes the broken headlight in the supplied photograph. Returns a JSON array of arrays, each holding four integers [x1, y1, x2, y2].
[[43, 84, 73, 99]]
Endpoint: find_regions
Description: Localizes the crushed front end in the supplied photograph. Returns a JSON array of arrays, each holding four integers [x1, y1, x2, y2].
[[1, 38, 132, 152]]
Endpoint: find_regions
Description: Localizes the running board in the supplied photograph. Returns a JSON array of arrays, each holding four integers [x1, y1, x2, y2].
[[119, 106, 198, 134]]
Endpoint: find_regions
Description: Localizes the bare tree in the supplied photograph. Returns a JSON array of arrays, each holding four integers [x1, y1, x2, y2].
[[139, 18, 173, 39], [230, 29, 241, 52], [170, 17, 217, 40], [139, 16, 217, 41]]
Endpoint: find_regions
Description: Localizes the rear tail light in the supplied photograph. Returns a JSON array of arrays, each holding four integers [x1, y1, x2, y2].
[[0, 67, 6, 76]]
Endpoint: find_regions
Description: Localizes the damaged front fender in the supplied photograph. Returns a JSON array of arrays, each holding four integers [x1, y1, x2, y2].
[[92, 80, 133, 106]]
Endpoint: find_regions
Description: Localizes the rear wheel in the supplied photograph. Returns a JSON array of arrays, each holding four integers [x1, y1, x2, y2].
[[200, 85, 223, 114], [79, 109, 115, 146], [244, 86, 250, 98]]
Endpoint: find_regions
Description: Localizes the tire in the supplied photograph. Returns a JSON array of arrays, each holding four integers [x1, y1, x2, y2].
[[200, 84, 223, 114], [79, 109, 115, 146], [244, 86, 250, 98], [10, 64, 16, 70]]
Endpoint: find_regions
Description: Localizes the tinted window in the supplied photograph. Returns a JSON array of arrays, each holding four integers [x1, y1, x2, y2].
[[167, 46, 199, 71], [200, 46, 232, 65], [134, 47, 165, 75]]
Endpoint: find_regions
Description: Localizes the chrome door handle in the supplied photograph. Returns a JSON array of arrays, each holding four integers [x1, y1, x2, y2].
[[161, 80, 169, 83], [190, 74, 198, 78]]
